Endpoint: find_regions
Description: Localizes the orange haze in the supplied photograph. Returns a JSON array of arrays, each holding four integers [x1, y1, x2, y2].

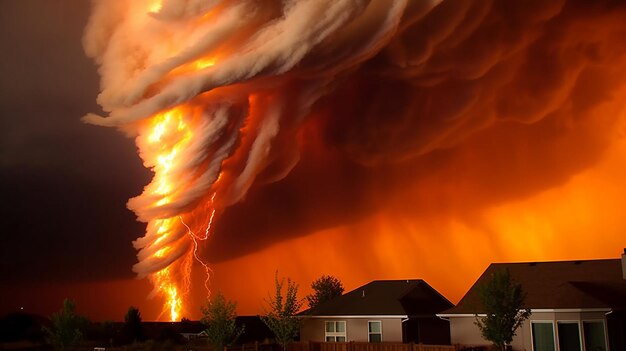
[[82, 0, 626, 320]]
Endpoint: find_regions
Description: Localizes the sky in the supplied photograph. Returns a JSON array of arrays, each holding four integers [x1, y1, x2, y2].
[[2, 0, 626, 322]]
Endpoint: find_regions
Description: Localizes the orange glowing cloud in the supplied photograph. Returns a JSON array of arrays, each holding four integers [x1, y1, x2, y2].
[[83, 0, 626, 320]]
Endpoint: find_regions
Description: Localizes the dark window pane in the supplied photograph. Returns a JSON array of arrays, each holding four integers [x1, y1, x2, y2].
[[558, 323, 581, 351], [369, 334, 382, 343], [336, 337, 346, 342], [583, 322, 607, 351], [532, 323, 555, 351], [368, 321, 381, 333], [326, 336, 335, 342]]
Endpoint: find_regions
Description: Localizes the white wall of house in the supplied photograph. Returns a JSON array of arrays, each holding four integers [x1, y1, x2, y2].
[[448, 316, 526, 350], [300, 317, 404, 343], [446, 310, 610, 351], [448, 317, 484, 348], [300, 318, 326, 342]]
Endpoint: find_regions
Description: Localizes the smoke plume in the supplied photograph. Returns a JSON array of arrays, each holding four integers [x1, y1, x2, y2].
[[84, 0, 626, 319]]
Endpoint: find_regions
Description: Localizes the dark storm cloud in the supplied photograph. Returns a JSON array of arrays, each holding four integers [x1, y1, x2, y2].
[[0, 0, 150, 283], [204, 0, 626, 261], [0, 0, 618, 321], [4, 0, 625, 284]]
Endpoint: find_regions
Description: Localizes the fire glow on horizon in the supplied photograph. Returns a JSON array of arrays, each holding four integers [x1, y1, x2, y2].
[[83, 0, 626, 320]]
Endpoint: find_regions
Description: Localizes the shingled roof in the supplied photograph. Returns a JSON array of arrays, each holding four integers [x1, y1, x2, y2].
[[302, 279, 453, 317], [441, 258, 626, 315]]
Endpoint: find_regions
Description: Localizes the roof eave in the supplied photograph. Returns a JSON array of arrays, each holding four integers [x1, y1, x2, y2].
[[438, 307, 612, 318], [301, 315, 409, 319]]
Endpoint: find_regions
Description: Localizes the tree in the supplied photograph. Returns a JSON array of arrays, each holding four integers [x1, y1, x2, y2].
[[42, 298, 88, 350], [123, 306, 143, 343], [261, 272, 303, 351], [306, 275, 344, 309], [200, 292, 244, 351], [474, 269, 531, 351]]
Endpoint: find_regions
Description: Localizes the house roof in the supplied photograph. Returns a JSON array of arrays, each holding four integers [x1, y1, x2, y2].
[[302, 279, 453, 317], [442, 259, 626, 315]]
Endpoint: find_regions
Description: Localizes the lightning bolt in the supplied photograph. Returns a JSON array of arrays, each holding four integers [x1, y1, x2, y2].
[[179, 192, 217, 296]]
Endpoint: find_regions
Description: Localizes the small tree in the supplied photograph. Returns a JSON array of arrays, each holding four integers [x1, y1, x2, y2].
[[474, 269, 531, 351], [306, 275, 344, 309], [123, 306, 143, 343], [261, 272, 303, 351], [201, 292, 244, 351], [42, 298, 88, 350]]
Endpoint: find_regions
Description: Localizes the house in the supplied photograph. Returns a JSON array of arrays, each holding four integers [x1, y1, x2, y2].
[[300, 279, 453, 344], [438, 252, 626, 351], [178, 316, 274, 344], [181, 330, 207, 341]]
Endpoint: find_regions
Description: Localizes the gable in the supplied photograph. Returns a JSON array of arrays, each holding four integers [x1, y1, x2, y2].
[[303, 279, 452, 317]]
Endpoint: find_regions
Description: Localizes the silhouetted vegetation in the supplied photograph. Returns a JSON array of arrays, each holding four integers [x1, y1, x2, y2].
[[123, 306, 144, 344], [0, 312, 46, 343], [306, 275, 344, 309], [42, 299, 89, 350], [261, 272, 303, 351], [474, 269, 531, 351], [201, 292, 244, 351]]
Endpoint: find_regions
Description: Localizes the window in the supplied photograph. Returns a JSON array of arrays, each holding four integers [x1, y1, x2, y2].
[[368, 321, 382, 343], [325, 321, 346, 342], [532, 322, 556, 351], [583, 321, 607, 351], [557, 322, 582, 351]]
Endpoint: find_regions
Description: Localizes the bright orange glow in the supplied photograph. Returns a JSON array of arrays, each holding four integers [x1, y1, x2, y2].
[[154, 268, 182, 322], [148, 1, 162, 14], [140, 106, 204, 320], [167, 285, 180, 322], [148, 113, 170, 143], [188, 103, 626, 318], [154, 247, 169, 258], [194, 58, 216, 70], [84, 1, 626, 322]]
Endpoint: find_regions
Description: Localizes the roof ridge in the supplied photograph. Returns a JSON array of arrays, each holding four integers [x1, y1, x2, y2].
[[369, 278, 423, 282], [489, 258, 619, 265]]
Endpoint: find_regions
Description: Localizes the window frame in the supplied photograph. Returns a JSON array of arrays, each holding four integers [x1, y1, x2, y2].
[[530, 320, 557, 351], [324, 320, 347, 342], [368, 320, 382, 343]]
